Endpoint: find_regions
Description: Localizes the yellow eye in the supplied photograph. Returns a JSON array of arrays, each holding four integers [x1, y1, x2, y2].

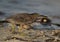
[[43, 19, 47, 22]]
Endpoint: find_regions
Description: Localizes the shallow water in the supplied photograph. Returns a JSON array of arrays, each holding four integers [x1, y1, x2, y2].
[[0, 0, 60, 29]]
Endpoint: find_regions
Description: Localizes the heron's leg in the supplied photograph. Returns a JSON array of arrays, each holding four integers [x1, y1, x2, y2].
[[15, 24, 23, 33], [18, 24, 23, 32], [8, 23, 16, 33], [17, 24, 27, 36], [18, 24, 32, 36], [18, 23, 28, 32], [12, 24, 16, 33]]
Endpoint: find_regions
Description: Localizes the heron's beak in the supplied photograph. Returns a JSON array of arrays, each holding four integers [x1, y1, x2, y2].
[[51, 23, 60, 27]]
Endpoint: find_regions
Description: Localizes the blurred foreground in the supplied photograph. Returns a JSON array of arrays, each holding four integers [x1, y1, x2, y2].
[[0, 27, 60, 42]]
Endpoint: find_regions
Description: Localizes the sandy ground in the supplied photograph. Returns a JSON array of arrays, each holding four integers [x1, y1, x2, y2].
[[0, 26, 60, 42]]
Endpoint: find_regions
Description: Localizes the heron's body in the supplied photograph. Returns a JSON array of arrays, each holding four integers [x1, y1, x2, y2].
[[6, 13, 47, 24], [5, 13, 50, 32]]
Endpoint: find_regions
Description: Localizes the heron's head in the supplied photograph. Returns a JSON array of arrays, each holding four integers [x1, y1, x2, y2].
[[36, 15, 51, 25]]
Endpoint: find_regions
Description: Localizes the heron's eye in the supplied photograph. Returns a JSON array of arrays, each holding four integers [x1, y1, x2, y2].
[[40, 18, 51, 25], [43, 19, 47, 23]]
